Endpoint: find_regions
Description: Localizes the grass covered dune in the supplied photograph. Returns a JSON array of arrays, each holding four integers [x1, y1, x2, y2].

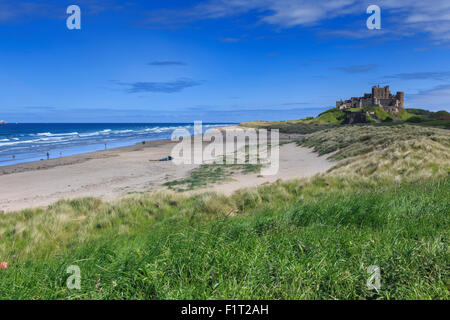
[[0, 125, 448, 300]]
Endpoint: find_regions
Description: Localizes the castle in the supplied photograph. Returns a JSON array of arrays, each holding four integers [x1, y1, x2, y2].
[[336, 85, 404, 113]]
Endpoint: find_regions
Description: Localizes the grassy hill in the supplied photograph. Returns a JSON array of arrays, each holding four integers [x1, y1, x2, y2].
[[298, 125, 450, 179], [0, 125, 448, 299], [241, 108, 450, 132], [404, 109, 450, 128]]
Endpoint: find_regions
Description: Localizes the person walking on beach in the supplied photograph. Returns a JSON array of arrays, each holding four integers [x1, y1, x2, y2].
[[46, 152, 50, 160]]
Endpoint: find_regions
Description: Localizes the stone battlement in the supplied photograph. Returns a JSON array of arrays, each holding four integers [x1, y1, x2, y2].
[[336, 86, 405, 113]]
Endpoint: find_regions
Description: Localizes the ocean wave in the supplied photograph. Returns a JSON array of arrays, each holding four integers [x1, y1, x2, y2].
[[0, 124, 233, 165], [0, 136, 68, 147], [114, 129, 134, 134], [0, 139, 38, 147], [79, 132, 100, 137], [37, 132, 79, 137], [55, 132, 79, 136], [78, 129, 134, 137]]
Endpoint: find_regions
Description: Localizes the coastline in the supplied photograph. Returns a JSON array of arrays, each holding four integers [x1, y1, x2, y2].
[[0, 138, 175, 176], [0, 123, 237, 167], [0, 128, 332, 213]]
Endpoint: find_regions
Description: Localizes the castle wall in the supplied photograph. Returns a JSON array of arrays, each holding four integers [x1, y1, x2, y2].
[[337, 86, 405, 112]]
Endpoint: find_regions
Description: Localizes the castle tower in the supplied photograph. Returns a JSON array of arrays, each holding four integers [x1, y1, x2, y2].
[[384, 86, 390, 99], [396, 92, 404, 108], [372, 85, 378, 98]]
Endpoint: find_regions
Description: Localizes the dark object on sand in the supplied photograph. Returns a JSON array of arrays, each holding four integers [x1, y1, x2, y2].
[[149, 156, 174, 162]]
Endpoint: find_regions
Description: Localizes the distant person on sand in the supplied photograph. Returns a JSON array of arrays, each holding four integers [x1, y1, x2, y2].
[[46, 152, 50, 160]]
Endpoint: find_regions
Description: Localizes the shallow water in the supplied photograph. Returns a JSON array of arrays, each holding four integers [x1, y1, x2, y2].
[[0, 123, 232, 166]]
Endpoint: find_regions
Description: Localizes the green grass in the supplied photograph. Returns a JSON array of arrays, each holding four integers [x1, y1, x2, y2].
[[414, 119, 450, 129], [0, 177, 448, 299], [406, 108, 449, 119], [164, 162, 262, 191], [404, 109, 450, 129], [239, 107, 345, 131], [241, 108, 448, 132], [0, 125, 449, 300], [240, 121, 334, 134], [365, 106, 394, 122], [297, 124, 450, 179], [316, 110, 346, 124], [297, 124, 448, 159], [347, 107, 362, 112], [397, 109, 413, 121]]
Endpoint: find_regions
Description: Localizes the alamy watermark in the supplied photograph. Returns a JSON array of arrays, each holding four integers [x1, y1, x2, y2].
[[367, 265, 381, 291], [66, 5, 379, 31], [67, 5, 81, 30], [66, 265, 81, 290], [170, 121, 280, 176], [366, 5, 381, 30]]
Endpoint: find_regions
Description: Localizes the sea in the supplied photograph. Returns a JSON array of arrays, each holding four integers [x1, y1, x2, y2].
[[0, 123, 233, 167]]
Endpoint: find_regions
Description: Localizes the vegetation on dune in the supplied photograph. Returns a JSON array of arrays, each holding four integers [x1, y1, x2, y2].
[[239, 107, 346, 132], [298, 125, 450, 179], [0, 176, 448, 299], [164, 162, 262, 191], [413, 119, 450, 129], [241, 107, 449, 130], [164, 146, 265, 191], [404, 109, 450, 129], [397, 109, 413, 121], [406, 108, 449, 118], [0, 125, 449, 300], [366, 106, 394, 122], [315, 108, 346, 124], [240, 120, 334, 134]]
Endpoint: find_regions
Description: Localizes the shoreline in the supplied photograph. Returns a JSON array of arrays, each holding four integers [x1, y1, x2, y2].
[[0, 128, 329, 213], [0, 138, 175, 176], [0, 123, 237, 168], [0, 125, 236, 175], [0, 124, 300, 175]]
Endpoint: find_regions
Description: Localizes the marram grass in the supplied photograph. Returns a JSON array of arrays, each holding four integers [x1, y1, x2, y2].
[[298, 124, 450, 179], [0, 176, 448, 299], [0, 124, 449, 300]]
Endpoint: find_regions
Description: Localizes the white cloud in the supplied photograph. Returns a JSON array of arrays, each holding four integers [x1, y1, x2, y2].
[[3, 0, 450, 42], [143, 0, 450, 42], [260, 0, 359, 27]]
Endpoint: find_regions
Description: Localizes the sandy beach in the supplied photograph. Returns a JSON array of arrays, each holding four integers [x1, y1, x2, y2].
[[0, 130, 333, 213]]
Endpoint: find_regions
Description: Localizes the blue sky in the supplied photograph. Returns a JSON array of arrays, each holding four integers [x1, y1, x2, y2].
[[0, 0, 449, 123]]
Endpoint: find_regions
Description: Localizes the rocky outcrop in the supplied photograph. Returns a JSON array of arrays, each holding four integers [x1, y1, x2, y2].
[[343, 110, 368, 124]]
